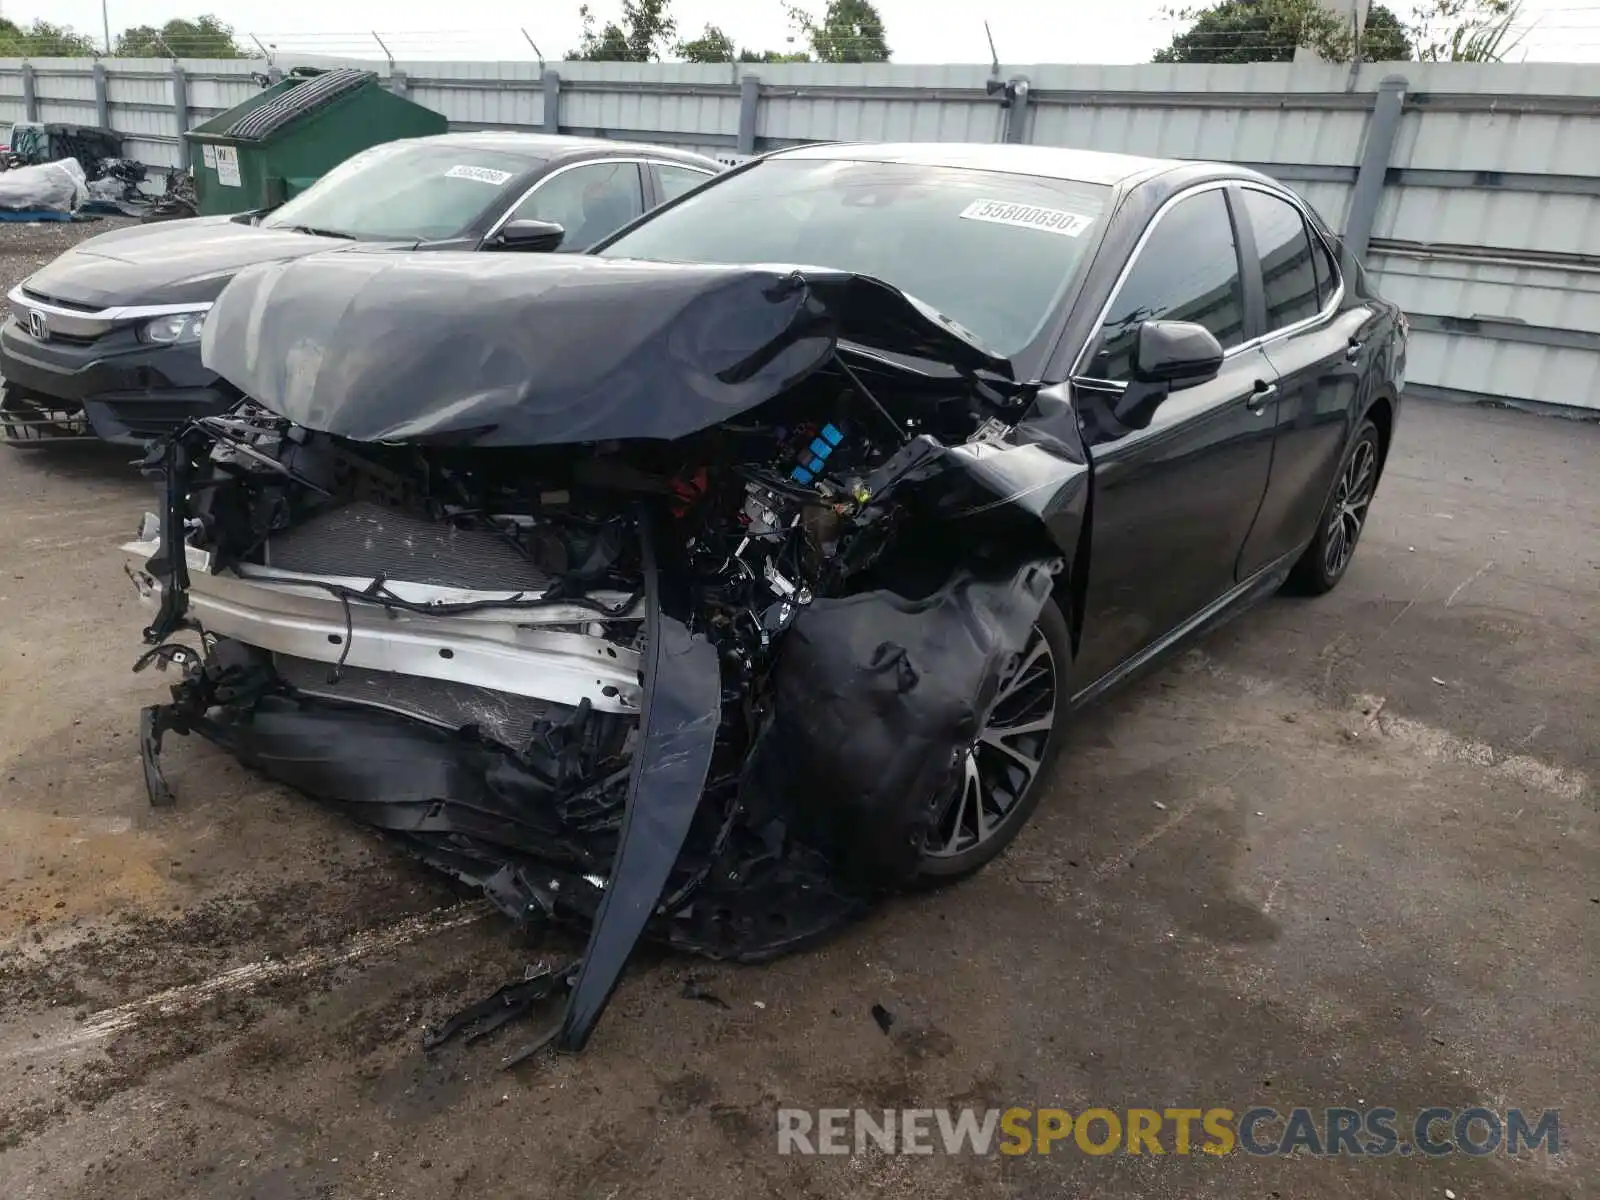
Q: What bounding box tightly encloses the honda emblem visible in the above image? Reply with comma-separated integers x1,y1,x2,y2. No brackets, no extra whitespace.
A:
26,308,48,342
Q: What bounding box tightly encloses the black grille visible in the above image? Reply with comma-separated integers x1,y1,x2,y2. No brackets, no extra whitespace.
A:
265,501,549,591
20,287,99,313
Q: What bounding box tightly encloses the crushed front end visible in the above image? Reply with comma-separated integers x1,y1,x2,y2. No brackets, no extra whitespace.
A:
123,253,1089,1053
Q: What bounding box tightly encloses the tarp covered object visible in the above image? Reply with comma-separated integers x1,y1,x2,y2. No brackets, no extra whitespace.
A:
0,157,87,214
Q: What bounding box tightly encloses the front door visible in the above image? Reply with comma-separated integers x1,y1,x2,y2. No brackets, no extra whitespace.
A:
1069,185,1279,692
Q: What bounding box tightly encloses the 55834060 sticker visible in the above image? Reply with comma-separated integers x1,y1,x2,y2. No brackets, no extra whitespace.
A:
959,199,1095,237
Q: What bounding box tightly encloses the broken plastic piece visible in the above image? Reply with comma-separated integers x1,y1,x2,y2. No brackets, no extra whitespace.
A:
139,705,176,808
424,959,576,1051
680,977,732,1010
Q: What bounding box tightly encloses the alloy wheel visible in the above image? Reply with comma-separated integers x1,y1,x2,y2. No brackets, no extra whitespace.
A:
1324,437,1377,579
926,626,1058,858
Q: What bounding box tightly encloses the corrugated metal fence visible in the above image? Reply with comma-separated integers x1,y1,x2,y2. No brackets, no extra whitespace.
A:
2,56,1597,415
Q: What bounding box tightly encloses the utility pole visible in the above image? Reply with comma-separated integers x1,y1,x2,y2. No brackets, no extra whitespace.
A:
1294,0,1371,61
102,0,112,55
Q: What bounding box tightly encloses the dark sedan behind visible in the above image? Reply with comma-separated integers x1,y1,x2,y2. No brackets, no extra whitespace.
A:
1,133,719,445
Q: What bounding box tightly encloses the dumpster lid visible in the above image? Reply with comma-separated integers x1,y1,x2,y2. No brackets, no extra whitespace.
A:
223,68,379,141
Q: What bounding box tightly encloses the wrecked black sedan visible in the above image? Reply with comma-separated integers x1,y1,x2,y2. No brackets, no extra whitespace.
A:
123,143,1405,1055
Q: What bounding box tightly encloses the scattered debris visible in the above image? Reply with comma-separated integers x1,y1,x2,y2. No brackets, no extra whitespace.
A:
1431,676,1447,687
681,978,732,1010
871,1003,895,1034
423,960,576,1063
1152,800,1167,810
752,1000,766,1009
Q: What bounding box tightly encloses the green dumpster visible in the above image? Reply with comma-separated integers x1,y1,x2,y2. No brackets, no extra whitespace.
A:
183,68,447,216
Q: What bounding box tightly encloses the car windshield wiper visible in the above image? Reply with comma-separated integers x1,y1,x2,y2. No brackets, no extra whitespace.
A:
282,225,357,240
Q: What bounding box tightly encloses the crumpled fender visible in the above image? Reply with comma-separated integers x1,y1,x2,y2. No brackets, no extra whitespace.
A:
556,506,721,1052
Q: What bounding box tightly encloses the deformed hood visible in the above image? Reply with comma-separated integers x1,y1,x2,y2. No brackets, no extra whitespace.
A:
200,252,1013,447
23,216,354,310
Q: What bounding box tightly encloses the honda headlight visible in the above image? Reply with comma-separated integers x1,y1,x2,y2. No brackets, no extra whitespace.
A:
138,310,208,345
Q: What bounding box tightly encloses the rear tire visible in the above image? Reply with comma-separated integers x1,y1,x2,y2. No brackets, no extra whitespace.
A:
914,595,1072,883
1285,418,1381,596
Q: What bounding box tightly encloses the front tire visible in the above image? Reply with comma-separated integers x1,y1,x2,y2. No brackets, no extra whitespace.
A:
915,595,1072,882
1285,417,1381,596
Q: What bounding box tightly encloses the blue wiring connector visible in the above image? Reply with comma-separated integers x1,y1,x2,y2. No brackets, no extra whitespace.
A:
790,423,845,484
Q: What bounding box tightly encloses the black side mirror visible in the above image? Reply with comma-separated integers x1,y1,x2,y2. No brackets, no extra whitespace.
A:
1131,320,1224,389
491,219,566,252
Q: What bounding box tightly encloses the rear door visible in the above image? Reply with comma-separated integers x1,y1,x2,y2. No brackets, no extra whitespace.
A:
1069,184,1280,691
1233,185,1373,575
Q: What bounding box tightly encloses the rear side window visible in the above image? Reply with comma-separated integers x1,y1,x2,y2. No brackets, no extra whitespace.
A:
1242,189,1320,332
1087,188,1245,381
1311,225,1340,308
655,163,714,202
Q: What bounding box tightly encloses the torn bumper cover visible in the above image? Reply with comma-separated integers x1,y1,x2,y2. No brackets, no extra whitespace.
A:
126,252,1087,1055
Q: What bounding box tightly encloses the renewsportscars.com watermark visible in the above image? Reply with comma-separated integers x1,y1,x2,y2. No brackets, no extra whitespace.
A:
777,1107,1562,1158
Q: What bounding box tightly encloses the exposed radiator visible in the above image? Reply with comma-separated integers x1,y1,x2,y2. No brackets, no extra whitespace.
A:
265,501,549,591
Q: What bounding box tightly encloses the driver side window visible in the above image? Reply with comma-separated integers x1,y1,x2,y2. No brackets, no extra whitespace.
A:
1087,189,1246,381
509,161,644,252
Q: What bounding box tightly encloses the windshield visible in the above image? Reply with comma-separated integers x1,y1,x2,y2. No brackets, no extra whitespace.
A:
598,158,1111,357
260,142,540,241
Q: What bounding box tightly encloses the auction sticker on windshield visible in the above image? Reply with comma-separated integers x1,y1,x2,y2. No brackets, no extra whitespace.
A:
446,164,515,186
959,199,1094,237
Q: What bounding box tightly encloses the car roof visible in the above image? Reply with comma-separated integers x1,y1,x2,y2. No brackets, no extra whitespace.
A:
770,141,1183,187
415,131,719,169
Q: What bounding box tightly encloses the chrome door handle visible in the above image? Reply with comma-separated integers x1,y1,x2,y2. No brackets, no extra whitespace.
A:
1246,382,1278,413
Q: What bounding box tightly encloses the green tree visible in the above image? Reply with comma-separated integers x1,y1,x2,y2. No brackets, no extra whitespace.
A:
675,24,809,63
570,0,677,62
1410,0,1525,61
786,0,891,63
1152,0,1530,63
1154,0,1415,62
1361,4,1415,58
0,18,99,56
676,24,736,62
114,15,248,58
738,48,812,62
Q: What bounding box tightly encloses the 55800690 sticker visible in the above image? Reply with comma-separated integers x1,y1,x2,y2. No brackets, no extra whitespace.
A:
959,199,1095,237
446,164,515,186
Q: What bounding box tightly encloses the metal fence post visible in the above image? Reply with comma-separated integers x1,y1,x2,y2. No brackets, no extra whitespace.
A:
542,69,561,134
171,62,191,170
987,75,1032,144
737,74,760,155
1343,73,1408,276
20,63,36,121
92,62,110,129
389,69,409,99
1005,76,1032,144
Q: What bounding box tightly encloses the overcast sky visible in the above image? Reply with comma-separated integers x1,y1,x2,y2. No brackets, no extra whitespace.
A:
17,0,1600,63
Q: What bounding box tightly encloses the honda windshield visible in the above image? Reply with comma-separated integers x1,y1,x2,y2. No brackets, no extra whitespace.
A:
260,142,540,242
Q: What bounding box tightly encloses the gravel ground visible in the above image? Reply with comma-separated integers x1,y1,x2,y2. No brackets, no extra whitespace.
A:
0,216,138,294
0,218,1595,1200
